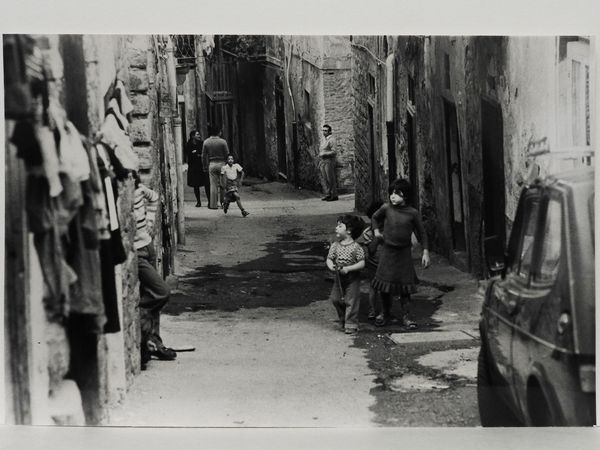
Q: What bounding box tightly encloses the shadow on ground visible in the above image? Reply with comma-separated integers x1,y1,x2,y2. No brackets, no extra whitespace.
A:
164,229,331,314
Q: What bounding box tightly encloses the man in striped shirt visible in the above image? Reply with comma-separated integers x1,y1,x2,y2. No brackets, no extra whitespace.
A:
133,172,176,369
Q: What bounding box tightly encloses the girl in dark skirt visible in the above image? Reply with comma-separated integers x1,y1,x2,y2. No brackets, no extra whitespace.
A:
371,179,430,328
186,130,209,207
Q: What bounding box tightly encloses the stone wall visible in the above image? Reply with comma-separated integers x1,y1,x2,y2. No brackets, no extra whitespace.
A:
382,36,587,276
285,43,325,191
262,65,282,178
281,36,351,192
351,35,388,210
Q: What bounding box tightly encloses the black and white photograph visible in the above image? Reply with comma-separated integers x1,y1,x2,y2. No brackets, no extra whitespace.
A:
1,1,598,446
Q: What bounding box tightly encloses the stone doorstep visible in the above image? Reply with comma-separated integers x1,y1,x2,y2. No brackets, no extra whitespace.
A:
389,330,478,345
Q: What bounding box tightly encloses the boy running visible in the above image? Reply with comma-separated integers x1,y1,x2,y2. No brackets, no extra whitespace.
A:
220,154,249,217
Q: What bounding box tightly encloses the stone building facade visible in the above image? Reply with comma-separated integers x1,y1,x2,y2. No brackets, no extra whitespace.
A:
4,34,182,425
351,35,593,276
282,36,355,192
187,35,356,193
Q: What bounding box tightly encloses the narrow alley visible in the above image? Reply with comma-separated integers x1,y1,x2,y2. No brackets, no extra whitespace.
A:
4,33,594,433
109,182,483,427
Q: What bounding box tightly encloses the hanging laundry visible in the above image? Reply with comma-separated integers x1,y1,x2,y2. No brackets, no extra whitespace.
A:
55,173,84,236
35,125,63,197
83,141,110,241
57,121,91,182
115,79,134,116
10,120,43,167
79,179,100,250
65,212,107,333
106,98,129,131
33,224,74,321
99,114,139,171
93,144,113,240
3,35,34,119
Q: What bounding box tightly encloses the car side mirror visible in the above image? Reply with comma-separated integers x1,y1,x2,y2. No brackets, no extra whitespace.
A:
488,256,506,278
484,235,506,278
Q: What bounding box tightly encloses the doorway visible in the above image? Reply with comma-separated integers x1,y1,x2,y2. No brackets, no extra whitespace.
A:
404,114,419,209
275,87,287,177
481,99,506,266
443,100,466,252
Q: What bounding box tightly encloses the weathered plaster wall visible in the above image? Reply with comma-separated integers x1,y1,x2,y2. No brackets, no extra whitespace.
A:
262,65,282,178
501,37,559,219
351,35,387,210
285,39,326,190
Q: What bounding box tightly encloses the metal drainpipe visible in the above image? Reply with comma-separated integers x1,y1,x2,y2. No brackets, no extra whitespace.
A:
386,54,395,183
166,37,185,246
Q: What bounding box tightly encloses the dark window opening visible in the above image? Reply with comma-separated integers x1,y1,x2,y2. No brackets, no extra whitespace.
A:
368,74,376,98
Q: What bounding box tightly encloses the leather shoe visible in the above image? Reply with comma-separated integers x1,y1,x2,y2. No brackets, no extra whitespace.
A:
321,196,330,201
326,196,339,201
146,339,177,361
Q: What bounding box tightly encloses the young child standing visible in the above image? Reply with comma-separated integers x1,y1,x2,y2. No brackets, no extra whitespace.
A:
371,179,430,328
326,215,366,335
220,154,249,217
356,201,384,321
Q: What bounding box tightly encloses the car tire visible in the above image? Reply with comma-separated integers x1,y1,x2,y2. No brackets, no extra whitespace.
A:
527,383,559,426
477,345,521,427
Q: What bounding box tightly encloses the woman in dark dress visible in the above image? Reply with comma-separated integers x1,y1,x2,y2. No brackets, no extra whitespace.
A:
371,179,431,328
186,130,209,207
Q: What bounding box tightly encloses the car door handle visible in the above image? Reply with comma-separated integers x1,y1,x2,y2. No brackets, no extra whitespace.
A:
506,298,519,315
497,290,519,315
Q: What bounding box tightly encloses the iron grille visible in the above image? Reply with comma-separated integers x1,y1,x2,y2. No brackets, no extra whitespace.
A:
170,35,196,63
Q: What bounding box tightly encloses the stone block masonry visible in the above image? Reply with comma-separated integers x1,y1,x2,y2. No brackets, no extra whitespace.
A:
323,69,354,193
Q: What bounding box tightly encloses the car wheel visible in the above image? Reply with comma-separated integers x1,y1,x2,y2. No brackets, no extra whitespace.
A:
527,383,559,426
477,345,521,427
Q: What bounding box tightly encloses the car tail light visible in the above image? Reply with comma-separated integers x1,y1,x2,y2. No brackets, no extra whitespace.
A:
579,365,595,393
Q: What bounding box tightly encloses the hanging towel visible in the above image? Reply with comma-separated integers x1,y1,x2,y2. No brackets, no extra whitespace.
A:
99,114,139,171
57,121,90,182
66,212,106,333
107,98,129,131
115,80,134,116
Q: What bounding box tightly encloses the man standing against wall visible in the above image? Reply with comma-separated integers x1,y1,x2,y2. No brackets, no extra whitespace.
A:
319,124,338,201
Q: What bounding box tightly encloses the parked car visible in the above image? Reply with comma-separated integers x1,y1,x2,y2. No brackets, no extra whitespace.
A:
478,166,595,426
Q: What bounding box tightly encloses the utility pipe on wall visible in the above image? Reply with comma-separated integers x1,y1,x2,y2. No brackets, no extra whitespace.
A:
386,54,394,122
385,53,397,184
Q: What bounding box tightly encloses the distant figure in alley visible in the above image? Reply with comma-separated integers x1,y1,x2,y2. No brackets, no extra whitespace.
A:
202,124,229,209
319,124,338,201
186,129,209,207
